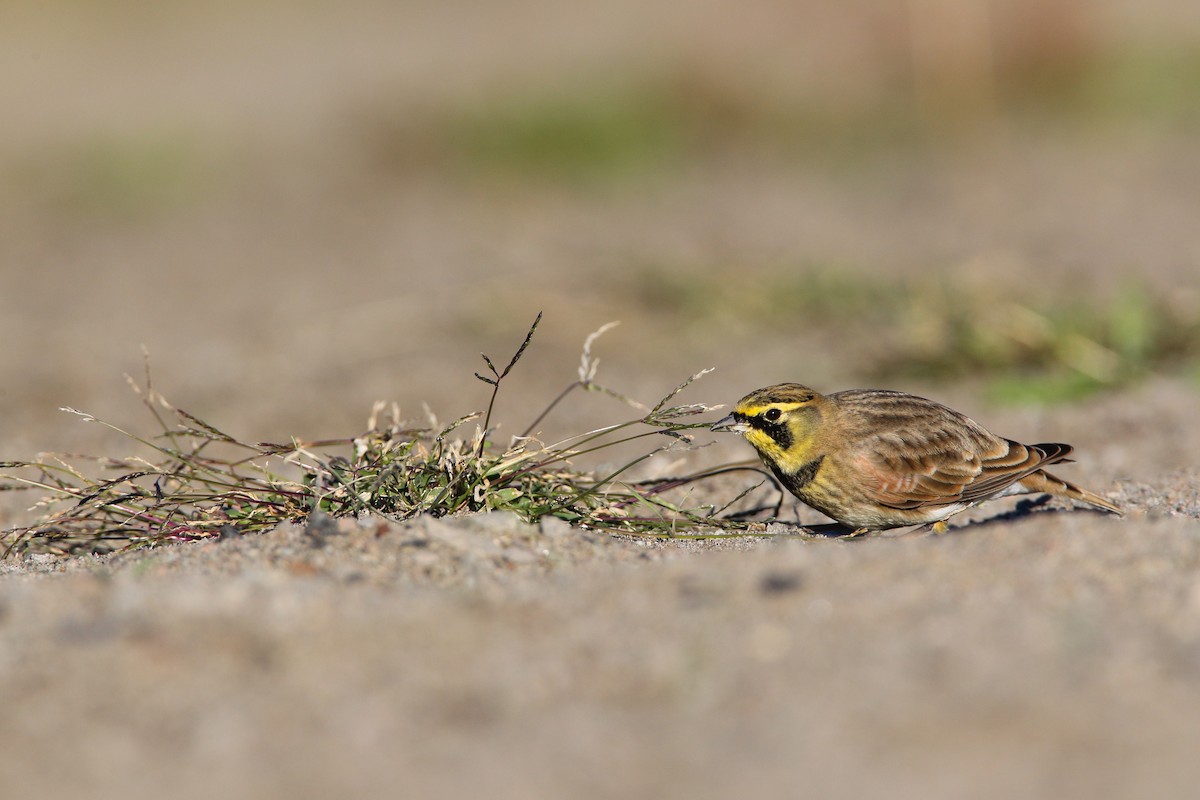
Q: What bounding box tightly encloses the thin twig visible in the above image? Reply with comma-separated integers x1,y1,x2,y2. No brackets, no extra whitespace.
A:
476,311,542,457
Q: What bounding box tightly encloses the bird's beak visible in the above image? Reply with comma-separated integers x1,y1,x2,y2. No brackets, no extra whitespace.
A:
711,414,749,434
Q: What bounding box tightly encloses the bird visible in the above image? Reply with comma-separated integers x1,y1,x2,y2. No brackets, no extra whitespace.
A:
711,383,1122,533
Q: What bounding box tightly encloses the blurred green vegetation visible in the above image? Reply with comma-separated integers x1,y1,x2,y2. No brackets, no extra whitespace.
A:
1055,47,1200,127
629,265,1200,404
891,279,1200,403
370,77,924,183
445,83,691,182
29,30,1199,200
359,39,1200,184
17,132,208,219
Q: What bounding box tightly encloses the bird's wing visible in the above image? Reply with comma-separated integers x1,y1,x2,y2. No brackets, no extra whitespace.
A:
854,430,1073,511
954,440,1073,504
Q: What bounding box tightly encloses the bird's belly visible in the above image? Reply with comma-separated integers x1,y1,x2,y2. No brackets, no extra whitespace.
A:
800,485,968,529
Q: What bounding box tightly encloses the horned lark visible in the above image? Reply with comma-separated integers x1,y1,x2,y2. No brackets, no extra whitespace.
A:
712,383,1122,532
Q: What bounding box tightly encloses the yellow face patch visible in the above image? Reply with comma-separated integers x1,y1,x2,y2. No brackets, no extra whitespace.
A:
743,426,788,461
732,401,822,469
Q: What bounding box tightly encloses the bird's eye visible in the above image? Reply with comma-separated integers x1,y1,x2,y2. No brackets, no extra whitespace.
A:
764,408,782,422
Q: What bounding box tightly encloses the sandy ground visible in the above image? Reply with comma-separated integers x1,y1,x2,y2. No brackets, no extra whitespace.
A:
2,2,1200,798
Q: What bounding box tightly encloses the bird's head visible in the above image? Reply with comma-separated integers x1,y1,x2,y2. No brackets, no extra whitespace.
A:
711,383,825,466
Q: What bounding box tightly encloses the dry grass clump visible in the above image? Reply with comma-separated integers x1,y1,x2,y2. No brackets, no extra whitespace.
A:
1,315,773,556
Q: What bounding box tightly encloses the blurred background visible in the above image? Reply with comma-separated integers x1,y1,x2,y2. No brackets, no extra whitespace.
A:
2,0,1199,470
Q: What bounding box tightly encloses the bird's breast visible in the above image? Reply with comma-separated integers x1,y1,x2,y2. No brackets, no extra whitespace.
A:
770,454,826,495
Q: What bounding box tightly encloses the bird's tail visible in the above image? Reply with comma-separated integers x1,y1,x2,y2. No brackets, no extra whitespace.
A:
1020,469,1123,516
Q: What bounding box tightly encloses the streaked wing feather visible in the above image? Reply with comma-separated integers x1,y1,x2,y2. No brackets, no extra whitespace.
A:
849,395,1075,513
856,448,984,509
838,389,1075,511
865,439,1076,509
956,441,1074,504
